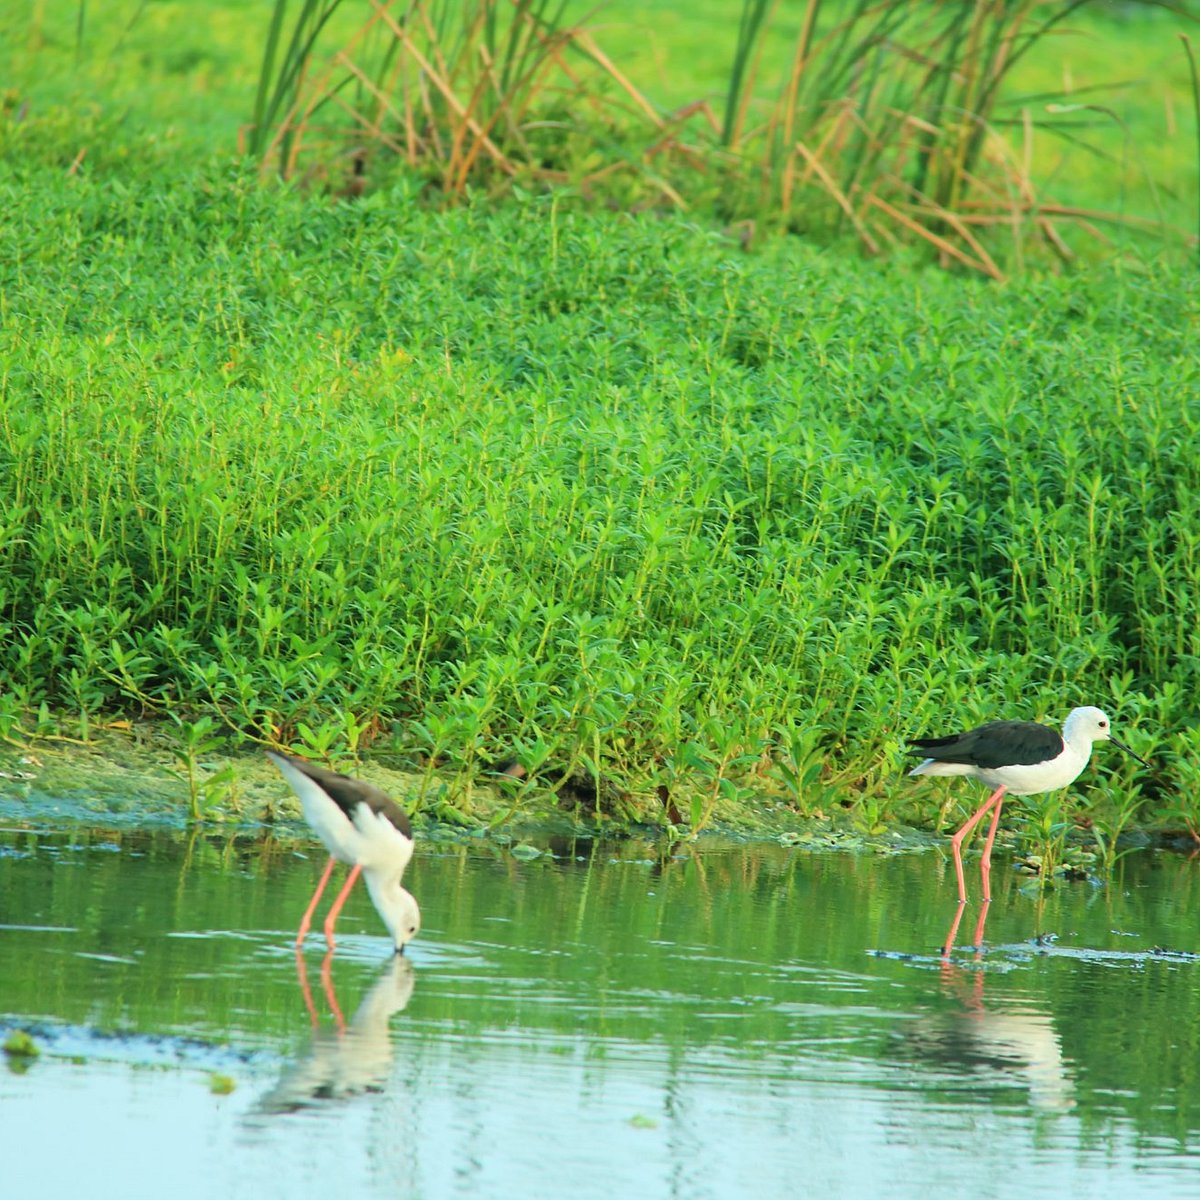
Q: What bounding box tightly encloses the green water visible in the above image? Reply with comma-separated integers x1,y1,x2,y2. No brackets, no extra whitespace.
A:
2,825,1200,1199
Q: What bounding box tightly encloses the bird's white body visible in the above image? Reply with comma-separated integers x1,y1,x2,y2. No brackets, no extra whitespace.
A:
908,706,1112,796
909,739,1090,796
272,752,415,874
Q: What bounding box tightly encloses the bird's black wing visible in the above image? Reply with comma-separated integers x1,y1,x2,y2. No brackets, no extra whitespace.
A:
272,752,413,838
906,720,1063,770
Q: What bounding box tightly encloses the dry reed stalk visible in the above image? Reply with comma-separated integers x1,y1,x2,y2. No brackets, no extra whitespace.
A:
789,135,880,254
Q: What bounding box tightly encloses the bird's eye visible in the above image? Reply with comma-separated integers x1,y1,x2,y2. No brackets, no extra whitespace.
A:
1099,720,1108,728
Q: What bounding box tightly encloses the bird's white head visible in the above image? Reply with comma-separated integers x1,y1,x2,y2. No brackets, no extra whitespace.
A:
1063,706,1148,767
1063,706,1114,746
364,872,422,953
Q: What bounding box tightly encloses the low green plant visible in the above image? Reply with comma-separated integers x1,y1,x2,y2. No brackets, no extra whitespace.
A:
1148,725,1200,844
0,160,1196,833
168,716,237,821
1012,792,1074,881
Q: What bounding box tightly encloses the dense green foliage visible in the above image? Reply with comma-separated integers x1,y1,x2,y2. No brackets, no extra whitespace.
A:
1,164,1196,829
0,2,1197,833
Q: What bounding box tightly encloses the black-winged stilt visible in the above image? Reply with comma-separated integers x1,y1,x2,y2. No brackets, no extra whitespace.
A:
906,706,1147,904
267,751,420,953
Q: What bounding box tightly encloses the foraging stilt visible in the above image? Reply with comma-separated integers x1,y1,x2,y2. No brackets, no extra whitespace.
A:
267,750,421,954
906,706,1147,904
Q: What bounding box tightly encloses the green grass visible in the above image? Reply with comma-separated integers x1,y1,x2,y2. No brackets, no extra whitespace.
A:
0,166,1197,834
3,3,1197,245
1,2,1198,839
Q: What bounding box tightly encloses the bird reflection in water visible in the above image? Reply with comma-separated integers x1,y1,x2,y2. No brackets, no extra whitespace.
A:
256,952,416,1114
908,904,1075,1114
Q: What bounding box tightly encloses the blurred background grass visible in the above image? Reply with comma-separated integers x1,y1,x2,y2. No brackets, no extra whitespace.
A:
3,1,1196,233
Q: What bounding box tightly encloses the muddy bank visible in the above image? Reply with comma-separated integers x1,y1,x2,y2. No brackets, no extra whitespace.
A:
0,725,936,850
0,726,1189,858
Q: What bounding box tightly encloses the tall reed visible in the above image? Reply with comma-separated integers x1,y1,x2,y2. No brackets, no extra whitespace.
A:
246,0,1189,272
248,0,664,197
713,0,1132,275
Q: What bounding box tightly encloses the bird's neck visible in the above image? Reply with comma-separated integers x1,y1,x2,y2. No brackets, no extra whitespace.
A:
361,868,410,945
1062,733,1094,764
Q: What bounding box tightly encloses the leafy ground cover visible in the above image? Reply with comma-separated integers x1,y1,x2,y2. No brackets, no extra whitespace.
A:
2,167,1197,840
0,3,1198,848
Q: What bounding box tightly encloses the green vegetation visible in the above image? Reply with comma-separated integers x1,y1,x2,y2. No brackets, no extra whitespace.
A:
0,2,1197,843
2,170,1196,835
246,0,1199,275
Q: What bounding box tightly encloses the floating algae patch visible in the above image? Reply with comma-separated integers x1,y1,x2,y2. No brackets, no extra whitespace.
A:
3,1028,40,1062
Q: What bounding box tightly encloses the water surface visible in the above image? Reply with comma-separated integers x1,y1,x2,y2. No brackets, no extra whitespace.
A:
2,826,1200,1199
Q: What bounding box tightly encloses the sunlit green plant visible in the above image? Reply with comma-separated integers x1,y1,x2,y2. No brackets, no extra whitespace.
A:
169,716,237,821
1012,792,1073,882
0,163,1197,836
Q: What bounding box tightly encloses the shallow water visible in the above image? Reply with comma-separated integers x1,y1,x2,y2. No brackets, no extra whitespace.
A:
3,825,1200,1199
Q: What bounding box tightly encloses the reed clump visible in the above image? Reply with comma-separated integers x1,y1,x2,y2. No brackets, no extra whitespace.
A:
244,0,1197,275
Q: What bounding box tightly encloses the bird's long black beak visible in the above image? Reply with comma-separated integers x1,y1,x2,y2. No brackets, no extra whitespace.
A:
1111,736,1149,768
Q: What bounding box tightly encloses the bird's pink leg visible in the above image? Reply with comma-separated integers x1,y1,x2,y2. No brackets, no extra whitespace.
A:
294,946,320,1027
296,856,338,948
941,896,995,958
941,903,967,958
978,794,1006,902
949,786,1007,904
322,863,363,948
